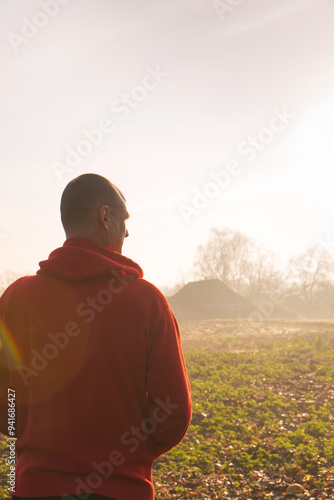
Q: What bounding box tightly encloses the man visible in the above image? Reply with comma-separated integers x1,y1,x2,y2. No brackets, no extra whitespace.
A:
0,173,192,500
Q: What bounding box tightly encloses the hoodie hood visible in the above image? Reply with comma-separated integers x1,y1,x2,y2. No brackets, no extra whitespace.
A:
37,237,143,281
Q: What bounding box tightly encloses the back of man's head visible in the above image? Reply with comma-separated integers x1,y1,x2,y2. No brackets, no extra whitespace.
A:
60,173,124,233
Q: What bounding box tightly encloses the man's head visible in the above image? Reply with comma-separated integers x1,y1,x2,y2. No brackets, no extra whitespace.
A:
60,173,129,253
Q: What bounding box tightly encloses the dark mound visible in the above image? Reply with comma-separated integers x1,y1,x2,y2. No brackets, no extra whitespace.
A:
167,279,255,322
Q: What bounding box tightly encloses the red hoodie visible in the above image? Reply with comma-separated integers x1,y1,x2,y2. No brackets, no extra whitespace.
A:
0,237,192,499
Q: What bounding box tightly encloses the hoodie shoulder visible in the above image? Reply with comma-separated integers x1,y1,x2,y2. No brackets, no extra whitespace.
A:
0,276,37,310
127,278,171,311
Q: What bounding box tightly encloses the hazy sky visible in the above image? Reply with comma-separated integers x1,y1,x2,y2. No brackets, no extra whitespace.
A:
1,0,334,288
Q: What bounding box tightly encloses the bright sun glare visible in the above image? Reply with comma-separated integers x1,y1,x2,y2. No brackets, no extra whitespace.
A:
290,96,334,200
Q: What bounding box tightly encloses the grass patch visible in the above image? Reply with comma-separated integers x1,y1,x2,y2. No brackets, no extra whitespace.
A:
1,321,334,499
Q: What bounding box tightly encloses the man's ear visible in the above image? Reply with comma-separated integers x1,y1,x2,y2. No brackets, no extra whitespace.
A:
98,205,110,230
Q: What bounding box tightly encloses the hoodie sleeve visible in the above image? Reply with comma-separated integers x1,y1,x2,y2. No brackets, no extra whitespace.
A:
145,303,192,458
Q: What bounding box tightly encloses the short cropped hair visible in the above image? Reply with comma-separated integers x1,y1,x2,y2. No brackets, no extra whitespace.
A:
60,173,124,232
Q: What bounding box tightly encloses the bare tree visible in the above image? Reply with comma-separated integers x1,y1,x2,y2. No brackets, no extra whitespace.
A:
242,245,283,301
193,228,282,301
287,246,334,317
193,228,248,284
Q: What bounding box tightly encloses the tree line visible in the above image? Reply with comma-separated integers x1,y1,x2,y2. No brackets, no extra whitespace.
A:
176,228,334,319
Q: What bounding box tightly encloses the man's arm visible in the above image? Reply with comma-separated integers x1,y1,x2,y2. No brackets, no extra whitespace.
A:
145,304,192,458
